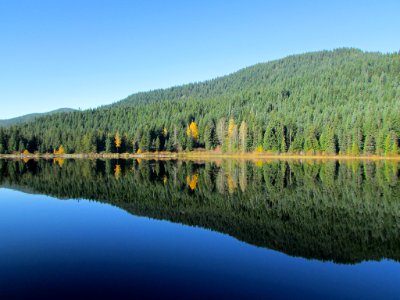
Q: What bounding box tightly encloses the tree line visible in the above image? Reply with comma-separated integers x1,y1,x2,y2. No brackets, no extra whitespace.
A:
0,48,399,156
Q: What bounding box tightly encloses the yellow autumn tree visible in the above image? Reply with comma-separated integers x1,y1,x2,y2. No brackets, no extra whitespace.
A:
23,149,30,155
226,118,238,152
54,145,65,155
115,133,121,152
227,118,236,137
186,121,199,141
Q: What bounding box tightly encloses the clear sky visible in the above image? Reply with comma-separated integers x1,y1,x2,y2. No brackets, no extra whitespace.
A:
0,0,399,119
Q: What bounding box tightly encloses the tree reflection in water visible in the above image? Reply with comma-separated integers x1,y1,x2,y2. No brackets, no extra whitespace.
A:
0,158,399,264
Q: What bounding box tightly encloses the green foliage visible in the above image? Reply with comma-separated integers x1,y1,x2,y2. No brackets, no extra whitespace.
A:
204,121,216,150
155,137,161,152
238,121,249,152
304,128,320,154
105,134,114,153
320,128,337,154
351,142,360,156
263,124,279,152
139,129,151,152
289,133,304,153
364,135,376,155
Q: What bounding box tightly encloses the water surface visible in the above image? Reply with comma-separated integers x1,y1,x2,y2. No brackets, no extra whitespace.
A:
0,159,399,299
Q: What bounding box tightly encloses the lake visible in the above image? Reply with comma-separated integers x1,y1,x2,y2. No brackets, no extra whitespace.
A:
0,158,399,299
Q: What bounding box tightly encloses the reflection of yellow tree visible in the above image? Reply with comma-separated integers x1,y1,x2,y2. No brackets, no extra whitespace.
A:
254,160,264,168
114,164,121,179
54,158,65,168
186,174,199,190
224,160,238,193
227,174,236,194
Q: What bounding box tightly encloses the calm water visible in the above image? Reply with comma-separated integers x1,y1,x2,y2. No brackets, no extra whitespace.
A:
0,159,399,299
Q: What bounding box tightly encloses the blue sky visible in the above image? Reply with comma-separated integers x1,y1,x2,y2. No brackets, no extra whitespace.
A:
0,0,399,119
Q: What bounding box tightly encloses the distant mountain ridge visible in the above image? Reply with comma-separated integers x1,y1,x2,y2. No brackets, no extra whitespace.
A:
0,108,76,127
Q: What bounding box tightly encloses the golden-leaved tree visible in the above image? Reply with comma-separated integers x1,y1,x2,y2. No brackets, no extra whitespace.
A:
115,133,121,152
54,145,65,155
187,121,199,141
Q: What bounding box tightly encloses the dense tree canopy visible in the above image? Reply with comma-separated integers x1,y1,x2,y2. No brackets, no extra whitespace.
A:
0,48,399,156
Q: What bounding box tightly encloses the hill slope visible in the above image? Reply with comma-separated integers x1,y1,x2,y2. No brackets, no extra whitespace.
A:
0,108,76,127
0,48,399,155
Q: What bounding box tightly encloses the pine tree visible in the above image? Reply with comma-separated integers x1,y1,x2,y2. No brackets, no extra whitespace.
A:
0,130,6,154
105,134,114,153
155,137,161,152
280,135,287,153
263,124,279,152
186,136,194,151
216,118,226,147
289,134,304,153
351,142,360,156
81,132,96,153
363,135,376,155
304,128,320,154
375,131,385,155
172,126,179,151
7,134,17,153
384,131,399,156
252,126,264,151
204,121,215,150
139,129,151,152
132,140,137,153
239,121,248,152
320,128,336,154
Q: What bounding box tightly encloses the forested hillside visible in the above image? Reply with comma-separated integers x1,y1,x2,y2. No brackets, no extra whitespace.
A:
0,48,399,156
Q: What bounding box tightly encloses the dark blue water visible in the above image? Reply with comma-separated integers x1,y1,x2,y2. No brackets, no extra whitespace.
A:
0,187,399,300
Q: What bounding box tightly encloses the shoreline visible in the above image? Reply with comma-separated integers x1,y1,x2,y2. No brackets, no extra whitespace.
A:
0,151,399,161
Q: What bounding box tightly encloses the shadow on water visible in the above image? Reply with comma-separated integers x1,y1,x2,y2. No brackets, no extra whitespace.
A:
0,158,399,264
